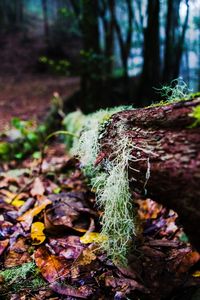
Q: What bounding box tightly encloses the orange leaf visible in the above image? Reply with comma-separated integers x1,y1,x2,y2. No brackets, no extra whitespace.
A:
177,251,200,273
0,239,9,256
34,246,69,283
18,197,51,230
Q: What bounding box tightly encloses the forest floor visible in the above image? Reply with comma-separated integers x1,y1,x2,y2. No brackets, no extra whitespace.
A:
0,141,200,300
0,75,80,131
0,31,80,131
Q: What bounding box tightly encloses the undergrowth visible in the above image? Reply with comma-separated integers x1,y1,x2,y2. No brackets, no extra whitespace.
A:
0,93,63,161
0,262,45,295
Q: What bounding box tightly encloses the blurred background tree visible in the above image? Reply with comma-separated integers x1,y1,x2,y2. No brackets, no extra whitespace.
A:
0,0,199,109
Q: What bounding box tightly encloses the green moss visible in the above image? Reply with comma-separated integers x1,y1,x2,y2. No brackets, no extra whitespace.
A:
188,91,200,100
147,90,200,109
0,262,46,294
189,105,200,128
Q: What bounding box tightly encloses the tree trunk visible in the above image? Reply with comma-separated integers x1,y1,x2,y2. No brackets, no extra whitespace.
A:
41,0,49,45
101,0,115,77
80,0,103,112
97,97,200,251
173,0,189,79
163,0,181,83
138,0,160,105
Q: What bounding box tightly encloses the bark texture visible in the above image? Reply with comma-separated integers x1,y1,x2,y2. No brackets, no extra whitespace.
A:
98,98,200,251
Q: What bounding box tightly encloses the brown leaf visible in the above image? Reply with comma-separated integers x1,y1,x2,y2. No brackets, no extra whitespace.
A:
0,239,9,256
34,246,69,283
50,282,93,299
4,237,31,268
30,177,45,197
49,236,84,260
44,192,92,234
74,246,97,267
105,276,149,294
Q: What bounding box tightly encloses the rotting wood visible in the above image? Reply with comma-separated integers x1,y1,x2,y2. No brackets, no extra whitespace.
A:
97,98,200,251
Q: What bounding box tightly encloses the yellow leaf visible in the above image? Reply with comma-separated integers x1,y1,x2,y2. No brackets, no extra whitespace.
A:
1,190,25,207
11,198,25,208
17,197,51,230
73,227,87,233
192,270,200,277
80,232,108,244
31,222,46,245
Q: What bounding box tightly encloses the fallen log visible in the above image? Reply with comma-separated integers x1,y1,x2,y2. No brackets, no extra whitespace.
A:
97,97,200,251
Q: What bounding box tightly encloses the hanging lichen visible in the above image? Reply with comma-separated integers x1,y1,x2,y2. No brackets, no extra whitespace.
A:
63,106,139,264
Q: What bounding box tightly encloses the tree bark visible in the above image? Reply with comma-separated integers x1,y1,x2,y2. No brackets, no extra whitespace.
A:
97,97,200,251
138,0,160,105
41,0,49,45
163,0,181,83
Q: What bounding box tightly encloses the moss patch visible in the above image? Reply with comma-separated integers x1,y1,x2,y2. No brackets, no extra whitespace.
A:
0,262,46,295
189,105,200,128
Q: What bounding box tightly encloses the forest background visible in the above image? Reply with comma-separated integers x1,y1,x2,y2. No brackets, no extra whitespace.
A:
0,0,199,115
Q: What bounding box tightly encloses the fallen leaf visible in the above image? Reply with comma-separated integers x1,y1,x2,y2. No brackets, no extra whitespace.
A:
193,270,200,277
34,246,69,283
75,247,97,267
30,177,45,197
18,197,51,230
80,232,108,244
1,189,26,207
176,251,200,273
49,236,83,260
44,192,92,234
4,238,31,268
0,239,9,256
31,222,46,245
1,168,30,178
50,282,93,299
105,276,149,294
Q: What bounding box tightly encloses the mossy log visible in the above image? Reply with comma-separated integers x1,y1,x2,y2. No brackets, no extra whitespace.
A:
97,98,200,251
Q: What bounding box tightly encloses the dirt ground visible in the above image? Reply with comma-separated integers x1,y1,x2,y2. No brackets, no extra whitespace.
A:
0,75,80,131
0,31,80,131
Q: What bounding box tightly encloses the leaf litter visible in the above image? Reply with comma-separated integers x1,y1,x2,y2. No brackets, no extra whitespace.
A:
0,142,199,300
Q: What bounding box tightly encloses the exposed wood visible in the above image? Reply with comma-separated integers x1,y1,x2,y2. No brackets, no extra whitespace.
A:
98,98,200,251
